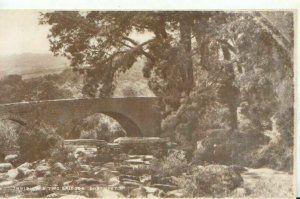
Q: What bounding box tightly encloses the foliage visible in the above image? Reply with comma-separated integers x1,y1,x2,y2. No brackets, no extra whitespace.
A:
0,70,80,103
149,150,189,177
192,129,270,167
70,113,126,141
18,122,63,162
0,120,19,152
236,169,294,198
183,165,243,197
40,11,213,98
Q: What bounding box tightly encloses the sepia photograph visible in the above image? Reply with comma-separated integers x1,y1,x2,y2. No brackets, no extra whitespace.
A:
0,9,295,198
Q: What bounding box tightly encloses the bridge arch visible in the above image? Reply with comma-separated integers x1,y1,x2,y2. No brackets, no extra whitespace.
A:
101,111,142,137
64,112,143,139
0,97,162,138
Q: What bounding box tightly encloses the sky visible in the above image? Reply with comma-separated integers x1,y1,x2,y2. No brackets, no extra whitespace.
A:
0,10,154,56
0,10,51,56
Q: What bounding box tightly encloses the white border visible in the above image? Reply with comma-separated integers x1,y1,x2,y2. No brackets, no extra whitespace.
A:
0,0,299,197
0,0,299,10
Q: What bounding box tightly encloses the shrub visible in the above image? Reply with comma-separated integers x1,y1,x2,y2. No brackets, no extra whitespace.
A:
149,150,189,177
0,120,19,153
183,165,243,197
192,128,270,167
239,170,293,198
18,123,63,162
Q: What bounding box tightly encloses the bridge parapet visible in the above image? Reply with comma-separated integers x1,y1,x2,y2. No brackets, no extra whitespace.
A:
0,97,161,137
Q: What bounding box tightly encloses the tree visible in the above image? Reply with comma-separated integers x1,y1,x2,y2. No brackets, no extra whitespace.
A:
40,12,219,100
40,11,293,134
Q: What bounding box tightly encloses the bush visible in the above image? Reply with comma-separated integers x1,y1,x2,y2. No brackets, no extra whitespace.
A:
18,123,63,162
183,165,243,197
149,150,189,177
192,128,270,167
0,120,19,153
74,114,126,142
240,172,293,198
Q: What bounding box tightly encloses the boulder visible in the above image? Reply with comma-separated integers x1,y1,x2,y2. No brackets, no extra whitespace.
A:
114,137,167,144
231,187,247,197
45,171,52,177
151,175,176,185
192,164,243,197
129,187,148,198
76,178,101,185
16,180,38,188
0,180,15,187
4,154,18,163
53,162,67,172
29,185,42,192
80,164,91,171
108,176,120,186
166,189,185,198
119,174,140,182
64,139,107,146
140,175,152,184
128,155,154,160
96,188,124,198
144,186,160,194
5,168,19,180
46,193,59,198
0,163,13,173
17,167,35,178
122,180,140,188
17,162,32,169
229,165,248,173
35,165,50,177
125,158,149,165
151,184,178,192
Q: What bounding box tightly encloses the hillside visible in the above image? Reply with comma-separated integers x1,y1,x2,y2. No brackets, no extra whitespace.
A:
0,53,69,79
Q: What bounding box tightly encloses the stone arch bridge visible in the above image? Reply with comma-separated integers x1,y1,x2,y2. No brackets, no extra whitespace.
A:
0,97,161,137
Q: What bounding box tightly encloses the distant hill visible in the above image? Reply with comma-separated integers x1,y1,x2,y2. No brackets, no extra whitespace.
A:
0,53,69,79
0,53,154,97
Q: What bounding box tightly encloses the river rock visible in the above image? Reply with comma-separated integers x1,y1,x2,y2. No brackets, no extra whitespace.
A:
0,180,15,187
129,187,148,198
36,165,50,177
231,187,247,197
5,168,19,180
30,185,42,192
122,180,140,188
229,165,248,173
18,167,35,178
114,137,167,144
76,178,101,185
80,164,91,171
144,186,160,194
151,184,178,192
46,193,59,198
140,174,151,184
125,158,149,165
4,154,18,163
108,176,120,186
96,188,124,198
16,180,38,188
119,174,139,182
17,162,32,169
53,162,67,173
0,163,13,173
166,189,185,198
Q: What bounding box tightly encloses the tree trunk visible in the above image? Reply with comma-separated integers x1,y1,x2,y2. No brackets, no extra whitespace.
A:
222,47,239,130
179,16,194,92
